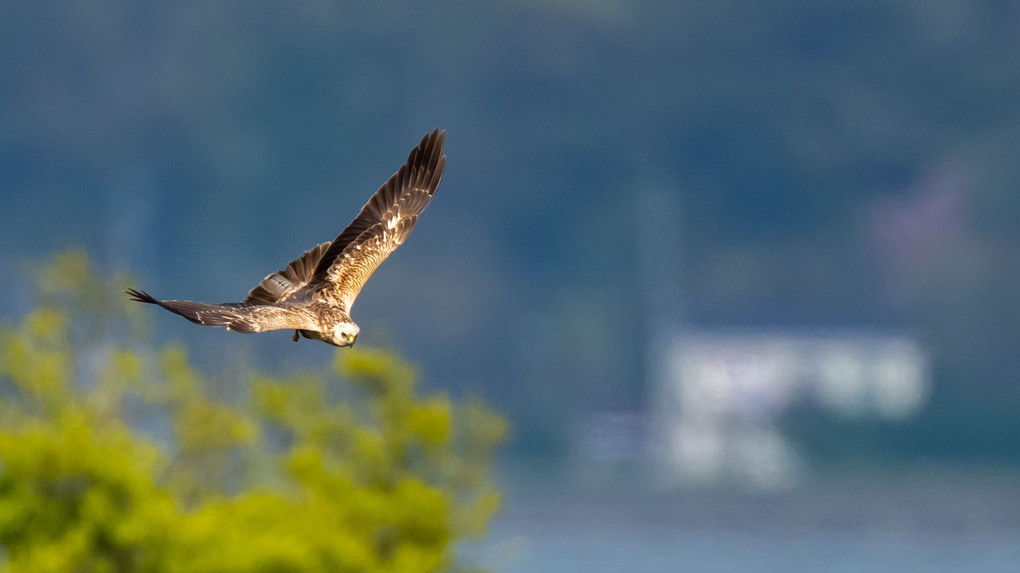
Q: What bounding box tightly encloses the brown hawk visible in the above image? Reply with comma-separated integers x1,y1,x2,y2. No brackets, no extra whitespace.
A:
127,129,446,347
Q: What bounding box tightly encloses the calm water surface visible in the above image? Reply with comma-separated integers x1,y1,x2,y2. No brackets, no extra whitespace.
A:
471,466,1020,572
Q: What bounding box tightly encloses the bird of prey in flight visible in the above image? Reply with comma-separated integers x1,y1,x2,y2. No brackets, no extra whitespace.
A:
127,129,446,347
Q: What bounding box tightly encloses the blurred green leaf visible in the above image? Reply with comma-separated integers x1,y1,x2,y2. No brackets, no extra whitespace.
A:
0,251,506,572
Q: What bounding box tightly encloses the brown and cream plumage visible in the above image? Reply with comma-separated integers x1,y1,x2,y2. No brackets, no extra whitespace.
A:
127,129,446,347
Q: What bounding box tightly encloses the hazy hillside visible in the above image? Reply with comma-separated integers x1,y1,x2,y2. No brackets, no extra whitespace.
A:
3,0,1019,459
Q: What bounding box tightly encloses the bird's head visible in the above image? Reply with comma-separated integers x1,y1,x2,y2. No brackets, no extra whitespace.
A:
325,321,360,347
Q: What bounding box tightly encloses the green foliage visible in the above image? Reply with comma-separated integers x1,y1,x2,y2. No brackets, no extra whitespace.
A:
0,251,506,573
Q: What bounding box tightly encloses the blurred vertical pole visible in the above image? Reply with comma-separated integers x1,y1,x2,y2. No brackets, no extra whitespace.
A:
633,173,686,484
60,164,157,390
104,164,156,275
634,173,684,338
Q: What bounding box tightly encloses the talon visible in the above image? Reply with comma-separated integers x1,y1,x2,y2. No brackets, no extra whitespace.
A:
293,330,299,342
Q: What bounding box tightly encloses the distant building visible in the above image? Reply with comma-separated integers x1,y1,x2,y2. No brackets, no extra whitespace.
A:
609,178,931,488
649,329,929,489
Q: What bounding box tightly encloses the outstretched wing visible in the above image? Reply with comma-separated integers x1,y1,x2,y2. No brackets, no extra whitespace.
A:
314,129,446,310
245,242,330,305
126,289,317,333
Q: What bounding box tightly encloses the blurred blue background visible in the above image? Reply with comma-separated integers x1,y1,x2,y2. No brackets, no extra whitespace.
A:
3,1,1020,571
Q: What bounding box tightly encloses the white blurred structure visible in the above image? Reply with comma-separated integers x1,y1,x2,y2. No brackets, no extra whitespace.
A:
649,329,929,490
623,179,930,489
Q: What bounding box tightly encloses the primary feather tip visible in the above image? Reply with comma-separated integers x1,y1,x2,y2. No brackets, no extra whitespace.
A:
125,288,159,304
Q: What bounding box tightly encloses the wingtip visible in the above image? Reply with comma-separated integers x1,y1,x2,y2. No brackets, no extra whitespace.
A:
420,128,446,156
125,288,159,304
416,129,446,190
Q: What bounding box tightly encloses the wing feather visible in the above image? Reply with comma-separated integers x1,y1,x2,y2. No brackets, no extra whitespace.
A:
324,207,422,311
126,289,317,333
311,129,446,285
245,242,330,304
